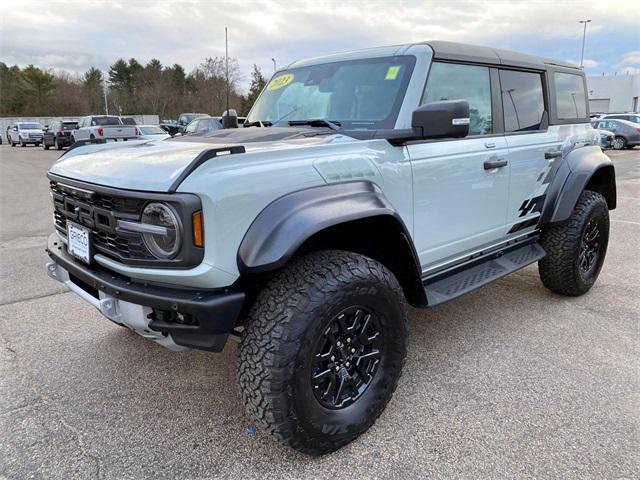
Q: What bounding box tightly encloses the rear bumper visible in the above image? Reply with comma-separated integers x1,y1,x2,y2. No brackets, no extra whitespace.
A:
45,233,245,352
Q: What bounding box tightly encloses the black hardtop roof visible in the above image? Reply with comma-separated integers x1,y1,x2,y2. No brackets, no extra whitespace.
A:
424,41,581,71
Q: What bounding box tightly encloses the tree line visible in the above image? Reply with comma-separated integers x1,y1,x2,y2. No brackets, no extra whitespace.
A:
0,57,267,119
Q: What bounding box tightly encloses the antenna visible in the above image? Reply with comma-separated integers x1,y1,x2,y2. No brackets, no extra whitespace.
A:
225,27,230,125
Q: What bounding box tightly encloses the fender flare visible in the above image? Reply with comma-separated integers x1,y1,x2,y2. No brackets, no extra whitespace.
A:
541,145,616,224
237,181,421,276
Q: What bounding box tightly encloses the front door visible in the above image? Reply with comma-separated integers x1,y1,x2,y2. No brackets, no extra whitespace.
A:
407,61,510,272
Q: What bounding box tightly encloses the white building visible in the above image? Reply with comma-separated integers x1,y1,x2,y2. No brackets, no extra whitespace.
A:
587,74,640,113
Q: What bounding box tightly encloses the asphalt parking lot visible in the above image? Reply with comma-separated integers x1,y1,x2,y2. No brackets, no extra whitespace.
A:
0,144,638,479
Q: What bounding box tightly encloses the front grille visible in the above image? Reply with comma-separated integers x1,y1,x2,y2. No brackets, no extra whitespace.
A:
50,181,155,262
29,134,43,139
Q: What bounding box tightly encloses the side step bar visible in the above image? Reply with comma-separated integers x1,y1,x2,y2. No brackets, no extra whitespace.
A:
423,242,546,307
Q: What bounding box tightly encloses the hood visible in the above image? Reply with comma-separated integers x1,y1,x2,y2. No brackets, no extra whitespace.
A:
48,127,352,192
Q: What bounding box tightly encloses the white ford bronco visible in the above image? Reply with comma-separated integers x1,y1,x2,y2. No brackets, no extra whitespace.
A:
45,41,616,454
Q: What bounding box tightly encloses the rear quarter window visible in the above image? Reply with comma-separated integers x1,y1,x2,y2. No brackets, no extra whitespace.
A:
554,72,587,120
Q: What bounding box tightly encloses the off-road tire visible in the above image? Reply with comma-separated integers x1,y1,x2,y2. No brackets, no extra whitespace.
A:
538,190,609,296
238,250,408,455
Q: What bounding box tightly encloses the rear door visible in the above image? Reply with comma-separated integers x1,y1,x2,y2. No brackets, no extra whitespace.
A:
407,61,510,271
500,69,562,236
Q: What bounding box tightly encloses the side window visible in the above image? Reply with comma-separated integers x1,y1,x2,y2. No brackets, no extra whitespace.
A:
422,62,492,136
554,72,587,120
499,70,545,132
185,120,198,134
196,119,210,133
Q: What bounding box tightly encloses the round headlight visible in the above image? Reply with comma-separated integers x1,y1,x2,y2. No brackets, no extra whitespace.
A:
141,203,181,259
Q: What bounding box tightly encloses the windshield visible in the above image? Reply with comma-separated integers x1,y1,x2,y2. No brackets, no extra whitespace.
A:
19,123,41,129
247,56,416,130
139,126,166,135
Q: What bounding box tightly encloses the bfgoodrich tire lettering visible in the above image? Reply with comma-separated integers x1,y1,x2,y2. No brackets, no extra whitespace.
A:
538,190,609,296
237,250,408,455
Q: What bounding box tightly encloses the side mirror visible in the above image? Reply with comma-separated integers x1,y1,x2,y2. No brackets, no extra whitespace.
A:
412,100,470,139
43,125,49,130
386,100,470,145
222,109,239,129
75,125,80,129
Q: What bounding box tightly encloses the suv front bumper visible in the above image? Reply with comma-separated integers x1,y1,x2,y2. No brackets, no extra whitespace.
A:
45,234,245,352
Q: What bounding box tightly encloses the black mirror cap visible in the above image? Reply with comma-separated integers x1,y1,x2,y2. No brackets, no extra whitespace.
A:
222,109,239,129
412,100,470,139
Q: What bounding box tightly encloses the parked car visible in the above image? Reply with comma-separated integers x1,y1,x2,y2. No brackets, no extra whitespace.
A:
71,115,139,144
181,116,222,136
135,125,171,141
602,112,640,124
45,40,616,455
591,118,640,149
177,113,209,133
7,122,44,147
43,120,79,150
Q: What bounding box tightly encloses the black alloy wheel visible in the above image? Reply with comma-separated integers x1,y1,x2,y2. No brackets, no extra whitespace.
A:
311,306,382,409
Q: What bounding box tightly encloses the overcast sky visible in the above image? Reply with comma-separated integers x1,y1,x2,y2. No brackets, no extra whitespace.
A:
1,0,639,91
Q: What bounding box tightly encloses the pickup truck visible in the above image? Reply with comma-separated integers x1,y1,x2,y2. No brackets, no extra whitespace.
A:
45,40,616,455
70,115,138,144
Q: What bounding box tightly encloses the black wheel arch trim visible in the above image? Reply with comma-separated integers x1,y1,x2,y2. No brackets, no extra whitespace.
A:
237,181,425,302
541,145,616,225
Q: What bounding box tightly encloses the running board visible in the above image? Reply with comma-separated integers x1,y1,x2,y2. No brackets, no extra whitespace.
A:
423,242,546,307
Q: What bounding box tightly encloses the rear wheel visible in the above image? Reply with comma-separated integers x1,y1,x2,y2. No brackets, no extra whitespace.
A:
538,191,609,296
612,136,626,150
43,141,49,150
238,250,408,455
20,139,26,147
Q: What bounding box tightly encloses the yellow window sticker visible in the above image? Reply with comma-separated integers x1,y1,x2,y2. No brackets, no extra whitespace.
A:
385,66,401,80
267,74,294,90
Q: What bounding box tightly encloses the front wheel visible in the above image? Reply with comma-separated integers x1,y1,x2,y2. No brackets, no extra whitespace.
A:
238,250,408,455
612,136,626,150
538,191,609,296
20,139,26,147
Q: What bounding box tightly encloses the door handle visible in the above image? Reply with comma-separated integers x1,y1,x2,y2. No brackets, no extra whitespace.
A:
484,159,508,170
545,151,562,160
484,142,496,148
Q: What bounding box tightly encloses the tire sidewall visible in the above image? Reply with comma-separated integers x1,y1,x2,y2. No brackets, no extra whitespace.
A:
291,276,406,444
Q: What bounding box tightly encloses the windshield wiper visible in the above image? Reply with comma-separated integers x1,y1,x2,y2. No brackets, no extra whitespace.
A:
243,120,272,128
288,119,342,131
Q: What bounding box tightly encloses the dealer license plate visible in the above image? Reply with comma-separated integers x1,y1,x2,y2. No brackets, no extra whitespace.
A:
67,222,92,264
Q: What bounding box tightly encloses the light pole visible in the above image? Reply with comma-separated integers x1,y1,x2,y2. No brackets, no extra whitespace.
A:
102,71,109,115
579,19,591,69
271,58,277,73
